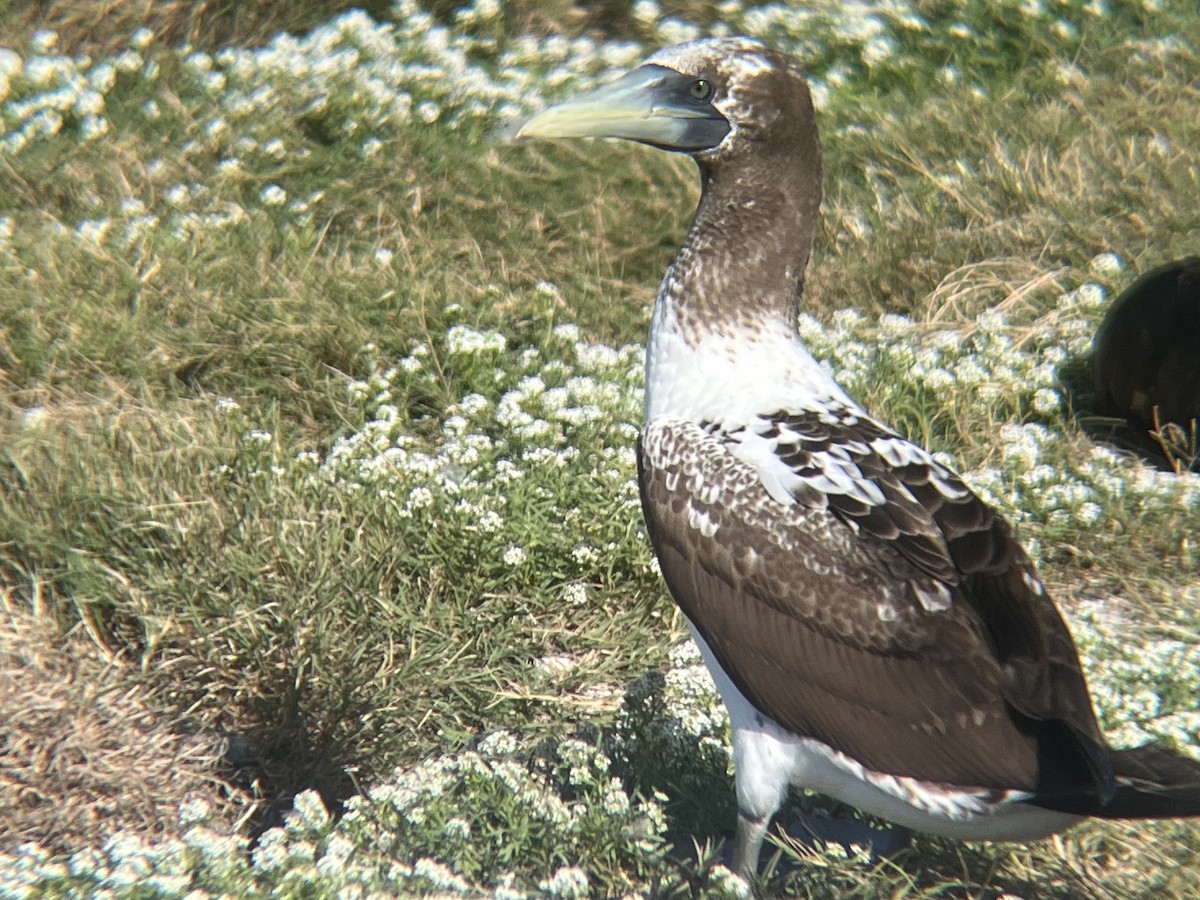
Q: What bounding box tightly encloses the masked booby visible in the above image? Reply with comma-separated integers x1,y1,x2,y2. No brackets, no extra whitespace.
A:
519,37,1200,880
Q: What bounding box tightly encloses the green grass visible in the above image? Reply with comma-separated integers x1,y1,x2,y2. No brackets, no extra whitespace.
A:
2,1,1200,897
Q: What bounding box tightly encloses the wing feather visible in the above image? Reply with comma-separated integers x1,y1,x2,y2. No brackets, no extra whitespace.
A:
639,415,1112,799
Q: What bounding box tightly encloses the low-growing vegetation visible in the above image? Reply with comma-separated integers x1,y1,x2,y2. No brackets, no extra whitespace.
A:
1,0,1198,896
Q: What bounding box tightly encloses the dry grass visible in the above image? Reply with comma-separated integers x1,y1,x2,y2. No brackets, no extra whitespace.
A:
0,0,394,57
1150,414,1200,475
811,52,1200,320
0,604,254,853
0,0,740,57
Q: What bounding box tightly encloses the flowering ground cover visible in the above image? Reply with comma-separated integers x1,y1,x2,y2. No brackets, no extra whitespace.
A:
1,1,1198,896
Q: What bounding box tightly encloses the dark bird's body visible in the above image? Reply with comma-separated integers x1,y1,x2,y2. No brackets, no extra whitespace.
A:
519,37,1200,880
1092,257,1200,432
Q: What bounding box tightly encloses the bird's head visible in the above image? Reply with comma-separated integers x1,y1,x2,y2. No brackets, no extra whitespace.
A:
517,37,817,167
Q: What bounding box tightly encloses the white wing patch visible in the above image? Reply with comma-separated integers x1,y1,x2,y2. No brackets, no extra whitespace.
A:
803,448,887,505
724,429,803,506
870,436,970,499
870,436,922,468
725,416,890,510
687,503,721,538
913,580,953,614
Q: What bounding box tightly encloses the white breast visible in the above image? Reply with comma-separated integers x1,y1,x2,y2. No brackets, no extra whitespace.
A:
644,301,858,427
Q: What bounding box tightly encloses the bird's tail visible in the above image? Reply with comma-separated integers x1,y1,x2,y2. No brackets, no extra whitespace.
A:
1094,743,1200,819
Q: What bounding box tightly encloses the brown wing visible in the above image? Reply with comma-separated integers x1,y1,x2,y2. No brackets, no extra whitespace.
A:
639,416,1113,802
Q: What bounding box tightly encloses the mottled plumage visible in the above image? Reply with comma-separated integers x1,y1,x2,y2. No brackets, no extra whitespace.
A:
640,415,1107,798
519,36,1200,882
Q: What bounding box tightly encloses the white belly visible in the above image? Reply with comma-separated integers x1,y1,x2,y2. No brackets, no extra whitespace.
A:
686,623,1083,841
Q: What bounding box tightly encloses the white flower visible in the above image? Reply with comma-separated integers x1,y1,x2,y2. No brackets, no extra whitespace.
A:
80,116,110,141
632,0,660,22
564,583,588,606
477,510,504,532
924,368,955,390
503,546,527,566
479,730,518,756
552,323,580,341
76,219,111,245
21,408,47,432
1032,388,1061,414
1077,283,1106,307
879,312,912,336
30,30,57,53
75,89,106,117
601,778,631,815
1090,252,1124,277
1075,502,1103,527
459,393,489,416
494,874,525,900
178,798,212,826
244,429,273,445
119,198,146,217
0,49,21,80
414,858,470,892
417,100,441,124
182,826,241,859
443,817,471,840
572,545,599,565
447,325,506,354
68,848,104,878
251,828,288,870
707,864,752,898
260,184,287,206
862,36,896,67
1052,19,1079,41
541,866,589,898
290,789,329,830
406,486,434,510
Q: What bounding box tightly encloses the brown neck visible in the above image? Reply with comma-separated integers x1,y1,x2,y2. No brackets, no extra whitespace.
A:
664,138,822,336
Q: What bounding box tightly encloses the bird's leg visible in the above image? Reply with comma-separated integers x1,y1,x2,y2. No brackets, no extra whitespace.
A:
732,808,771,881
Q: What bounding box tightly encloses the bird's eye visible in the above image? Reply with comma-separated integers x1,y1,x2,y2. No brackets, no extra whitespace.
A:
689,79,713,101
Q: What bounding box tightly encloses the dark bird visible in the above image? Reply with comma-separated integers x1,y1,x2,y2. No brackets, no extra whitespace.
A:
519,38,1200,881
1092,257,1200,434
